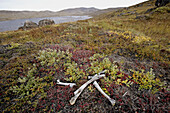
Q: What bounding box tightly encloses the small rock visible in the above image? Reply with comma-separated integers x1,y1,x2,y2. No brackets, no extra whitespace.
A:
155,0,170,7
136,4,143,7
38,19,55,27
19,21,38,30
145,8,157,14
18,26,24,30
135,15,151,20
0,60,6,68
120,13,126,16
24,21,38,30
25,41,35,48
8,53,20,62
0,44,11,54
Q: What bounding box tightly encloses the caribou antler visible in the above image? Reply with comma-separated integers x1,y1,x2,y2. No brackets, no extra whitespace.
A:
57,79,76,88
70,70,106,105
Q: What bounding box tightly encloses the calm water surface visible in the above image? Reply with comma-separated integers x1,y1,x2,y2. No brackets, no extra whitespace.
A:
0,16,91,32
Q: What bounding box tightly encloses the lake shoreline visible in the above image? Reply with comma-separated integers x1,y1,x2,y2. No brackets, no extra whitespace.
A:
0,15,92,22
0,16,91,32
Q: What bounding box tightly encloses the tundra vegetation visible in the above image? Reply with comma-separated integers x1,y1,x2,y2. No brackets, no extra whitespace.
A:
0,0,169,112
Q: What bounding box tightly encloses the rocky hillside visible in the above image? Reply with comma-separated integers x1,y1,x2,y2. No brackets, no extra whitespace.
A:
0,0,169,112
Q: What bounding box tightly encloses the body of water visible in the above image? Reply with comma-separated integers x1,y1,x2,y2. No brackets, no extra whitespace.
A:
0,16,91,32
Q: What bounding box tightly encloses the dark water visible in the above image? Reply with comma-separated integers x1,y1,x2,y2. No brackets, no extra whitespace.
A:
0,16,91,32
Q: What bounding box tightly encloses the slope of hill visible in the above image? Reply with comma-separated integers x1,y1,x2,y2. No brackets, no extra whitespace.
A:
57,7,100,15
89,7,124,16
0,0,169,112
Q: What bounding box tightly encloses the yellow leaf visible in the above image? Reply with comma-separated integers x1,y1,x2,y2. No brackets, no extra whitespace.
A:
51,82,53,86
102,88,107,91
116,79,121,84
5,97,10,101
112,76,116,80
159,75,163,77
122,80,128,84
156,78,160,82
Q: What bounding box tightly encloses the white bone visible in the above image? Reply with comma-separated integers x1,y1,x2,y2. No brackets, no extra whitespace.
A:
93,81,116,106
88,76,95,79
123,91,128,97
74,70,106,95
69,89,82,105
56,79,76,88
70,74,105,105
87,70,106,79
70,71,106,105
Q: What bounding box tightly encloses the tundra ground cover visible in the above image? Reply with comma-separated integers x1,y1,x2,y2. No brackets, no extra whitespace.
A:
0,0,169,112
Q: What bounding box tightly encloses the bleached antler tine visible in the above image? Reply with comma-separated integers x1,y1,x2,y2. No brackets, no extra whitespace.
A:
93,81,116,106
56,79,76,88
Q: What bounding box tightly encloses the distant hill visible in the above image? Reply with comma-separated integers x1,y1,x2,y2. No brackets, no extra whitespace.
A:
0,7,122,21
57,7,100,15
0,10,57,21
89,7,124,16
57,7,124,16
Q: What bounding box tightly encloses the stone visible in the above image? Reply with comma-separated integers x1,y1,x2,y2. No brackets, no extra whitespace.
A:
8,53,20,62
18,19,55,30
147,4,152,6
0,60,6,68
18,26,24,30
24,41,35,48
145,7,157,14
38,19,55,27
120,13,126,16
18,21,38,30
23,21,38,30
135,15,151,20
0,44,11,54
155,0,170,7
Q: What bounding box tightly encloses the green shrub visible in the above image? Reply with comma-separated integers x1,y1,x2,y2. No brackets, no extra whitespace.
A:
7,42,21,49
154,7,170,13
37,48,72,67
130,68,164,93
9,63,53,111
